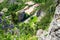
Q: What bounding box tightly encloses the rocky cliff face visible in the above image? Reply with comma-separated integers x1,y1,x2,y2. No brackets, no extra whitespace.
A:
48,4,60,40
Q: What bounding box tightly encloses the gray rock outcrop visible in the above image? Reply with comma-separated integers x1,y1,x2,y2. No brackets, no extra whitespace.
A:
48,4,60,40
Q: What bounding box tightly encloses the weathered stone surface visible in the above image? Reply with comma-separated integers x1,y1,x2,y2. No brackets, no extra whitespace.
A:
25,4,39,15
36,29,43,37
0,0,4,3
36,29,48,40
0,12,4,17
25,1,35,5
47,4,60,40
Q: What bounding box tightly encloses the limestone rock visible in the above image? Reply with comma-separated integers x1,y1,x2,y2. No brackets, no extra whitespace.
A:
0,12,4,17
0,0,4,3
36,29,48,40
25,4,39,15
25,1,35,5
47,4,60,40
36,29,43,37
23,6,29,10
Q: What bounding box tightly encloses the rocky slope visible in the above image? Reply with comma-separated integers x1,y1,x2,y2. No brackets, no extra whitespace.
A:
36,1,60,40
46,4,60,40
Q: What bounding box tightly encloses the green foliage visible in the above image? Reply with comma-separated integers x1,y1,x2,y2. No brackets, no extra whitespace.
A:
0,0,57,40
33,0,45,3
8,4,18,12
30,16,38,23
35,4,56,30
19,23,34,35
